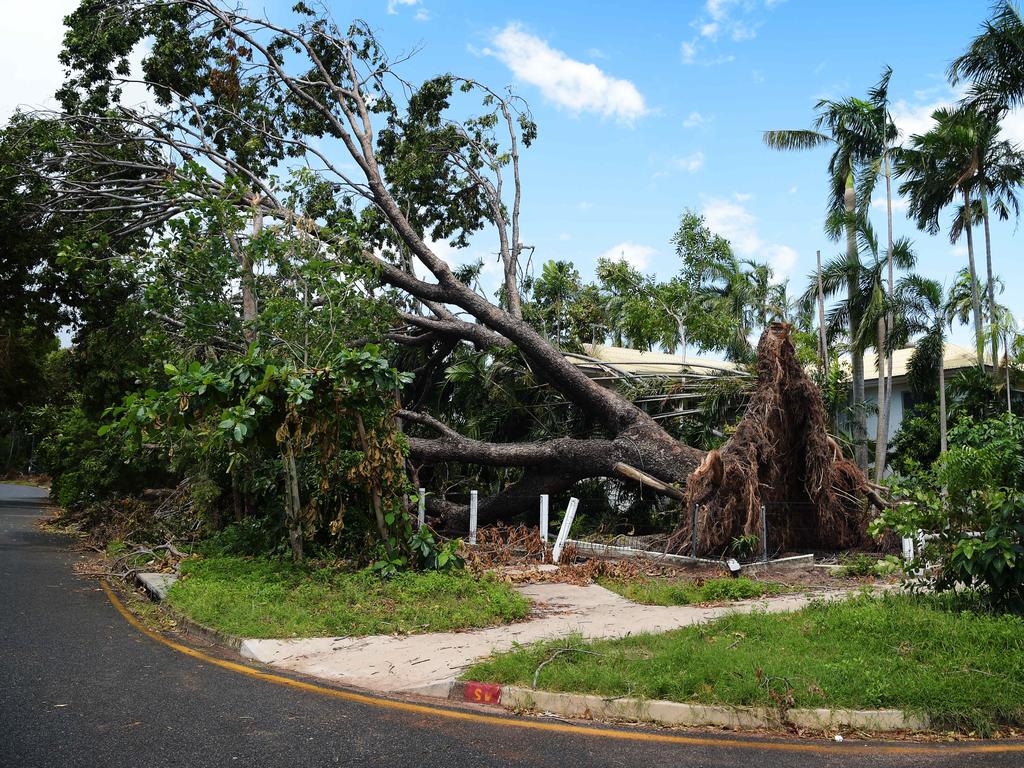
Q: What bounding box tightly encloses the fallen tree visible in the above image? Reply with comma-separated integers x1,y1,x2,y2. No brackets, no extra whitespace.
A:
41,0,883,555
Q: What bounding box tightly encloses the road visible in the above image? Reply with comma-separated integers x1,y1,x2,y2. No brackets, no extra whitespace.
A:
1,482,1020,768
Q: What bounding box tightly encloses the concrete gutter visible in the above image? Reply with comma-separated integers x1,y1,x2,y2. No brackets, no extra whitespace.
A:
441,680,930,733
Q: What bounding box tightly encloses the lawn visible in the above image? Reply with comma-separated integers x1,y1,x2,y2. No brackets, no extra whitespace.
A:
167,555,531,639
598,575,785,605
465,592,1024,734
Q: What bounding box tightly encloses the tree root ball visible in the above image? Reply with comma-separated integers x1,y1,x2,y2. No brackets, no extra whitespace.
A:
668,323,881,556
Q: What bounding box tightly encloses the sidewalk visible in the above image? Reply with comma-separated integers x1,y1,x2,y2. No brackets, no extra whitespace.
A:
239,581,860,695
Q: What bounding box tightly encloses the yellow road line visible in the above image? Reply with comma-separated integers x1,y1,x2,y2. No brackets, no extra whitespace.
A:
102,580,1023,757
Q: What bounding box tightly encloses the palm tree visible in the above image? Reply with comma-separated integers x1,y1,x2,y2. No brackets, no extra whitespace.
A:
822,223,916,479
897,106,991,365
949,1,1024,113
899,276,954,454
764,84,888,470
947,127,1023,366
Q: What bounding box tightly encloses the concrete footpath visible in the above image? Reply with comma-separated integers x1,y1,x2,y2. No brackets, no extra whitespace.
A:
239,581,858,696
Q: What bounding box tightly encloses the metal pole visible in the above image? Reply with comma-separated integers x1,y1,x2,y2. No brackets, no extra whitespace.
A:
539,494,549,542
760,504,768,563
691,503,699,559
417,488,426,530
469,490,478,545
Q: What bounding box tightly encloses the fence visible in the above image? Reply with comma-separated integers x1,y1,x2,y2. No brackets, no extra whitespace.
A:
420,487,887,565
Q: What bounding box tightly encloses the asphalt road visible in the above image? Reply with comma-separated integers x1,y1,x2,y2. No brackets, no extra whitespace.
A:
1,482,1021,768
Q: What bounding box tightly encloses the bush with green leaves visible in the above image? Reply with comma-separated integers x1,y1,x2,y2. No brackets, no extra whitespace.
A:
873,413,1024,610
102,345,434,566
35,403,167,511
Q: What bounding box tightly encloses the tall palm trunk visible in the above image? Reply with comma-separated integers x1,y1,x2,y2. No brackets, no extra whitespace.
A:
938,347,948,454
980,189,998,365
874,316,888,480
845,172,868,470
962,188,985,365
875,153,896,480
816,249,828,367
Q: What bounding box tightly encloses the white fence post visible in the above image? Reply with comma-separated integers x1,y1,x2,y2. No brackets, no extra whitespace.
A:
468,490,478,545
539,494,549,542
901,535,915,561
551,497,580,564
417,488,426,530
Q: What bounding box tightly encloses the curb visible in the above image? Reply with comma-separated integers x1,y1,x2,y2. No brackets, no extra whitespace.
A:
448,681,930,733
132,572,244,650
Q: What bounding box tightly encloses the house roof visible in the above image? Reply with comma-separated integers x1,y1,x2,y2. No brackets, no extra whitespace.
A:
860,342,990,384
568,344,739,379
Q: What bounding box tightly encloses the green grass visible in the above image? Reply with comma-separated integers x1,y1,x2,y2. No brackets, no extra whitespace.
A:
598,576,785,606
167,556,530,639
465,593,1024,734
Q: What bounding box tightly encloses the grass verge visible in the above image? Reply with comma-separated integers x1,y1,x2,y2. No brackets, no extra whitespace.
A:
465,592,1024,735
167,555,530,639
598,575,785,605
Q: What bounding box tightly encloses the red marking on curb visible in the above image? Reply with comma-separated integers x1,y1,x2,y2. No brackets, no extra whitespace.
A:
463,682,502,705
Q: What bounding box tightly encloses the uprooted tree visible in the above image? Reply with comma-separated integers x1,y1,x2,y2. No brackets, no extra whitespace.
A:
37,0,884,555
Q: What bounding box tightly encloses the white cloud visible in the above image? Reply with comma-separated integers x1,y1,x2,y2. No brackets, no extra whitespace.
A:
762,244,798,278
387,0,420,14
788,185,798,195
558,232,571,241
871,196,909,213
892,87,1024,148
701,197,797,280
599,241,657,271
674,151,705,173
1,2,153,119
891,96,952,144
576,201,594,210
488,24,648,122
414,8,431,21
681,0,776,65
733,191,753,202
682,111,711,128
0,0,77,120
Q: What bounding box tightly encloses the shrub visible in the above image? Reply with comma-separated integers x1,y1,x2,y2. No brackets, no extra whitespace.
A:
874,413,1024,611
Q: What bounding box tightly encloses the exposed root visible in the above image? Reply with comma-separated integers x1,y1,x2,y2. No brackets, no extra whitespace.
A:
668,323,884,556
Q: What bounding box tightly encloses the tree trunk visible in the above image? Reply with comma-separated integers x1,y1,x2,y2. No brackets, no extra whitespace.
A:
846,172,868,471
963,188,985,366
281,444,303,563
416,325,882,555
938,350,948,454
355,414,392,552
874,317,888,481
981,190,998,366
883,154,895,460
816,249,828,367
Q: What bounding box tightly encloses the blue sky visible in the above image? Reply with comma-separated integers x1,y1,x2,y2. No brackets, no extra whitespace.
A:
345,0,1021,350
4,0,1020,350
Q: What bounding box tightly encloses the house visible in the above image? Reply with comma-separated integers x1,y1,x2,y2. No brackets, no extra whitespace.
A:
570,342,1015,444
861,342,999,443
569,344,738,381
